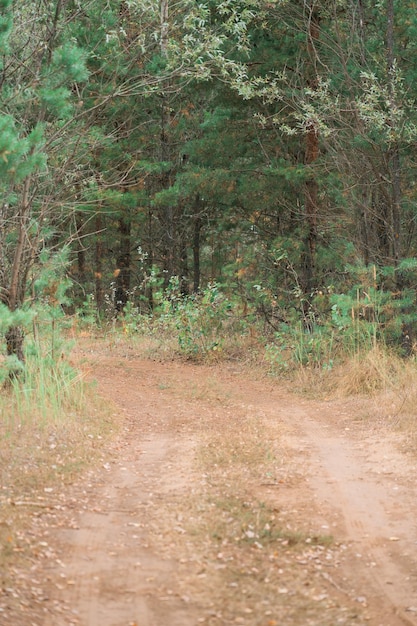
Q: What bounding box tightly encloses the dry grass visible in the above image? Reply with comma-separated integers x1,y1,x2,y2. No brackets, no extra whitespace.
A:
288,345,417,458
286,344,413,397
324,347,417,433
329,346,412,396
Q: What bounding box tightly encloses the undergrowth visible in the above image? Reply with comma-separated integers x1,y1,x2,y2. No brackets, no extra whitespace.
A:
89,280,416,374
88,280,260,364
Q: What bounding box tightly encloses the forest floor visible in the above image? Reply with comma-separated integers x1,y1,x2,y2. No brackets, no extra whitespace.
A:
1,338,417,626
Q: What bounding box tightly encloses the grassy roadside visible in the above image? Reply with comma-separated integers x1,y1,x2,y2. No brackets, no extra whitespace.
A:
0,341,120,593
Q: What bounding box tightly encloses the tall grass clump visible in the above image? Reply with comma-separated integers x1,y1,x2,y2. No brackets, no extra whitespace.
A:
0,292,85,427
1,335,85,428
329,345,407,396
0,288,115,482
326,346,417,448
264,316,379,376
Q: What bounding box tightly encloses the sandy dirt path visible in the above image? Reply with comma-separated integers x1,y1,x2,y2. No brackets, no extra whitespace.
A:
283,402,417,625
2,342,417,626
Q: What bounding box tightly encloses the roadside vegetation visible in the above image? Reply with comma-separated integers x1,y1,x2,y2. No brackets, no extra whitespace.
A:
0,314,117,585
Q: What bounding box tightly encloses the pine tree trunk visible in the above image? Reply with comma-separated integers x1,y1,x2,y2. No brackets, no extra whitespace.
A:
159,0,176,287
386,0,401,267
6,176,33,364
193,215,202,293
115,216,131,313
5,326,25,363
302,1,320,324
95,213,104,314
76,213,86,303
180,230,189,296
9,177,31,313
304,121,319,293
146,207,154,311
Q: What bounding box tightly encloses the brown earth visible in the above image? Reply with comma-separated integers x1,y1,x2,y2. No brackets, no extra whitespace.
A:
1,340,417,626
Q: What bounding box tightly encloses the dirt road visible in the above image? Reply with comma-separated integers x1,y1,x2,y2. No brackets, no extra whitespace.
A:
2,342,417,625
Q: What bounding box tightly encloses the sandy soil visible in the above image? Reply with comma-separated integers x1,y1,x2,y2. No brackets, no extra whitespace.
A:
1,340,417,626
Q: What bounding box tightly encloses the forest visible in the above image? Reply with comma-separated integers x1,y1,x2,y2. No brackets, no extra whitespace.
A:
3,5,417,623
1,0,417,374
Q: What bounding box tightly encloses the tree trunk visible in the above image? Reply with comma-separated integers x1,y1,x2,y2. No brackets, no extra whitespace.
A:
145,207,154,311
161,203,175,287
76,212,86,304
5,326,25,363
386,0,401,267
301,1,320,323
193,215,202,293
9,177,31,312
95,212,104,315
115,216,131,313
180,229,189,296
304,120,319,294
359,185,371,267
159,0,175,287
6,176,33,364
